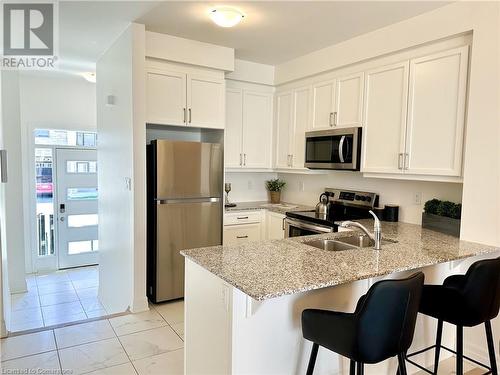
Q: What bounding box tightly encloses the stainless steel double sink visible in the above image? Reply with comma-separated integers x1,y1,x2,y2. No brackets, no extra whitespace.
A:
305,235,397,251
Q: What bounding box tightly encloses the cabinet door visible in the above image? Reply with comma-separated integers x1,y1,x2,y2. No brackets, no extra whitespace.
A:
187,74,225,129
241,91,273,169
225,88,243,168
311,79,336,130
223,223,261,246
291,86,310,169
335,72,364,128
405,46,468,176
266,212,285,240
362,62,409,173
275,91,293,169
146,69,186,126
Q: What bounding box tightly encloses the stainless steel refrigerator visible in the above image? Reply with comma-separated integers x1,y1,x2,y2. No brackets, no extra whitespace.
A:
147,139,223,302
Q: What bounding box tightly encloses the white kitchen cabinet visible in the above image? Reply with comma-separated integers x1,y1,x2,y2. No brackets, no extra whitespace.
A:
266,211,286,240
225,88,243,168
362,61,410,174
242,91,273,168
223,223,261,246
224,84,273,170
311,79,336,130
187,74,225,129
335,72,364,128
404,46,469,176
146,66,224,129
146,69,186,126
275,91,293,168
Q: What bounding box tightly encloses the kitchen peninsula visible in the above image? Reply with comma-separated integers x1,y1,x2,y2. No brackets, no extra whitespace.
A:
181,220,499,375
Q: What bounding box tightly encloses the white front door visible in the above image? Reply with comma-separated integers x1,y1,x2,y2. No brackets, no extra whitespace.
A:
56,148,98,269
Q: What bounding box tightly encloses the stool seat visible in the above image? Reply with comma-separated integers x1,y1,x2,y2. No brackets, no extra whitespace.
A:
302,273,424,375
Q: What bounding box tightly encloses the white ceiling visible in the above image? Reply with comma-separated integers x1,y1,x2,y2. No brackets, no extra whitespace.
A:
58,1,449,72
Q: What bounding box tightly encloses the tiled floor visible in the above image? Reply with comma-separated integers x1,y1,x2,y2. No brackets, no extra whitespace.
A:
10,266,103,332
1,300,185,375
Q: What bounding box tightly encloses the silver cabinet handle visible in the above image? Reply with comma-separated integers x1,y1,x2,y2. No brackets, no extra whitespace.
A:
183,108,186,123
244,154,247,166
339,136,345,163
237,216,249,220
0,150,7,183
333,111,338,126
282,217,286,230
188,108,192,123
398,153,404,169
329,112,334,127
236,235,248,239
239,153,242,166
404,153,409,170
290,154,293,167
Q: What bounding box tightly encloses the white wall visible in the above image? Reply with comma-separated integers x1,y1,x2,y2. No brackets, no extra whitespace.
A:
225,172,277,203
279,172,462,225
18,72,96,274
97,23,147,315
1,71,27,294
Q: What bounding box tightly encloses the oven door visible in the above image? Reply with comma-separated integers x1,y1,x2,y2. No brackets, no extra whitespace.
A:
284,218,334,238
304,127,361,170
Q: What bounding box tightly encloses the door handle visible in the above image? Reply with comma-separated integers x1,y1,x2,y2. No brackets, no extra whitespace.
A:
183,108,186,123
60,217,65,222
188,108,192,123
398,153,404,170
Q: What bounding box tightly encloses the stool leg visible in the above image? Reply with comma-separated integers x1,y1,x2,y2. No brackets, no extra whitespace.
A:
397,353,408,375
456,325,463,375
349,360,355,375
485,321,498,375
433,319,443,375
357,362,364,375
306,343,319,375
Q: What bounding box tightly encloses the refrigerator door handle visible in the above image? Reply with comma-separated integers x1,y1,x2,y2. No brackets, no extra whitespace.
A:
156,197,221,204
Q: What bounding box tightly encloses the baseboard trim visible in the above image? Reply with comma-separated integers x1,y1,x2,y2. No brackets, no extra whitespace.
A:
465,341,499,369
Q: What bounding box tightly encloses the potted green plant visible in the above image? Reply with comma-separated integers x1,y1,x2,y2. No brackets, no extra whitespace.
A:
422,198,462,237
266,179,286,204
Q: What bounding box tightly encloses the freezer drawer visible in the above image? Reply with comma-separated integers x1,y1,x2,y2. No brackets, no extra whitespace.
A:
155,200,222,301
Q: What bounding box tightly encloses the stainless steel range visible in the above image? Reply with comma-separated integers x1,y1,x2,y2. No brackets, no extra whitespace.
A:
285,188,379,237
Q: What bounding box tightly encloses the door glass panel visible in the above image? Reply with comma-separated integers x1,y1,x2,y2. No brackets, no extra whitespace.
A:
67,161,97,174
35,148,55,256
68,240,98,254
67,187,98,200
92,240,99,251
67,214,98,228
35,129,97,147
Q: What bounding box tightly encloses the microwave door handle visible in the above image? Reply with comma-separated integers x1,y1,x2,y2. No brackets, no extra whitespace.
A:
339,136,345,163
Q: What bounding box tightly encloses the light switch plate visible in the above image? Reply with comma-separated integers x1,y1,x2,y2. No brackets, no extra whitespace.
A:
414,192,422,205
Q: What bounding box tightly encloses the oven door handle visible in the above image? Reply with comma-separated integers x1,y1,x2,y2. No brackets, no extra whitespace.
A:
339,135,345,163
285,218,334,235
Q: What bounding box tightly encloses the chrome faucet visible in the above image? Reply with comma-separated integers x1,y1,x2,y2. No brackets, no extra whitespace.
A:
339,210,382,250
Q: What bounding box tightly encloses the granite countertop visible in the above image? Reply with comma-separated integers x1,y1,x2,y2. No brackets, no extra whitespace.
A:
224,201,314,215
181,220,500,301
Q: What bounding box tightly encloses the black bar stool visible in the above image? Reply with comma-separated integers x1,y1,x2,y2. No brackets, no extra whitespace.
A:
302,272,424,375
406,257,500,375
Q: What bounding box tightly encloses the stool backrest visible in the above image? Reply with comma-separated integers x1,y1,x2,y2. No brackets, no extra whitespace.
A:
356,272,424,363
461,257,500,322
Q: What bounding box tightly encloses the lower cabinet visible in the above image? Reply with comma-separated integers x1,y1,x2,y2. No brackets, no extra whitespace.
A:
266,211,286,240
223,223,262,246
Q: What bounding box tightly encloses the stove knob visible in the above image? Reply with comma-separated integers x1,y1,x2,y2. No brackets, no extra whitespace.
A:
366,196,372,202
355,195,361,200
360,196,366,201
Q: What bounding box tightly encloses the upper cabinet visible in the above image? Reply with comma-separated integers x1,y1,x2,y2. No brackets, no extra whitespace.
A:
225,82,273,170
362,45,469,178
311,73,364,130
275,91,293,169
146,64,225,129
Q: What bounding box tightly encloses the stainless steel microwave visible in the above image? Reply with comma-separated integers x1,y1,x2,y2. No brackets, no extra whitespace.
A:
304,127,362,170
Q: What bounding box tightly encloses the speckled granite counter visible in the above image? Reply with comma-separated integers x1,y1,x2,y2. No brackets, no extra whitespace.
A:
224,201,314,215
181,220,500,301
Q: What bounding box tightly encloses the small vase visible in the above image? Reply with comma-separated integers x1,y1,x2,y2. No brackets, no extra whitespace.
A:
270,191,281,204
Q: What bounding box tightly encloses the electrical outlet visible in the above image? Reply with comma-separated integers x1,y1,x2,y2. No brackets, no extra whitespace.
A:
247,180,253,190
414,192,422,205
299,180,305,192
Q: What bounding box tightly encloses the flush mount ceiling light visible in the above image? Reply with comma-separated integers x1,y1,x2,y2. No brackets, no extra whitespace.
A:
80,72,96,83
209,7,245,28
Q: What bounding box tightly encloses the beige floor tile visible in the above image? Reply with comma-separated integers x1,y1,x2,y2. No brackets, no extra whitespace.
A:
76,286,98,300
80,296,105,312
153,300,184,325
10,307,44,332
42,301,85,320
44,312,88,327
119,326,183,361
40,290,79,306
11,293,40,311
0,350,60,373
109,310,166,336
72,278,99,290
84,362,137,375
36,272,70,286
170,322,184,340
133,348,183,375
86,308,109,319
54,320,115,349
58,337,129,375
0,330,56,361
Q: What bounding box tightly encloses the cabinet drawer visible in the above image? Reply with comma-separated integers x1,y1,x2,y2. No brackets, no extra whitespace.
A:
223,223,261,246
224,211,262,225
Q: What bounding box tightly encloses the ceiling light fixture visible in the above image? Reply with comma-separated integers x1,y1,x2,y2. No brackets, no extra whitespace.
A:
209,7,244,28
80,72,96,83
